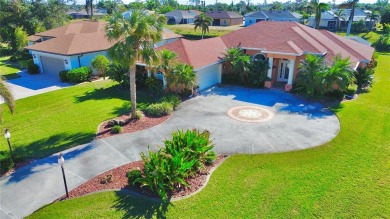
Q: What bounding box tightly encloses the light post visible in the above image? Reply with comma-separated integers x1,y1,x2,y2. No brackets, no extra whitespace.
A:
58,153,69,198
4,129,15,164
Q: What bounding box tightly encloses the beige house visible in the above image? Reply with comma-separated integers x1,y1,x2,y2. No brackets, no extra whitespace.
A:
205,11,243,26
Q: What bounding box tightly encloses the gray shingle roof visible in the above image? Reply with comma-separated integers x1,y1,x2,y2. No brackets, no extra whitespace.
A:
205,11,243,19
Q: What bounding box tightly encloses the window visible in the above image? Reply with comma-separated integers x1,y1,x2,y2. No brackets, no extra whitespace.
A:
223,20,227,24
249,20,253,24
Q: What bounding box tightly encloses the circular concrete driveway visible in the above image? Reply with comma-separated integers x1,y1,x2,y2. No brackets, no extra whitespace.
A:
154,85,340,154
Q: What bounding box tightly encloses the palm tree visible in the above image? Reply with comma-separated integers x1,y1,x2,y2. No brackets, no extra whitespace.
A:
339,0,359,36
311,0,330,29
295,54,328,97
333,9,345,30
366,11,380,31
0,77,15,122
325,55,354,92
172,64,197,93
194,13,213,40
106,11,164,118
156,49,177,91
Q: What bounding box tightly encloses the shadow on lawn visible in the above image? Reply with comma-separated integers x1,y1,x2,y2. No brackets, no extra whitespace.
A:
5,132,94,184
112,190,172,219
74,85,128,103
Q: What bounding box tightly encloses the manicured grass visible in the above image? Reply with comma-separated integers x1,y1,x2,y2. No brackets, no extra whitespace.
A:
336,31,382,44
0,80,152,160
28,54,390,218
166,24,238,39
0,56,21,80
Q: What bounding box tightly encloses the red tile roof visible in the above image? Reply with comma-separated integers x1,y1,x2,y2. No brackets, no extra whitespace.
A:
157,38,226,69
221,21,374,65
25,20,182,56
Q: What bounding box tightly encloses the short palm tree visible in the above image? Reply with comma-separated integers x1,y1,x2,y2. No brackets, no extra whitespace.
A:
0,77,15,122
339,0,359,36
157,49,177,90
295,54,328,97
172,64,197,93
366,11,380,30
106,11,164,118
194,13,213,40
334,9,346,30
311,0,330,29
325,55,354,92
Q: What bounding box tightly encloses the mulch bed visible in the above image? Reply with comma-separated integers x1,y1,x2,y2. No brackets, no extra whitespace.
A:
61,155,226,200
96,113,171,139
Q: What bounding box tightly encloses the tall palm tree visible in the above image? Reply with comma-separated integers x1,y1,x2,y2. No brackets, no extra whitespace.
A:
194,13,213,40
0,77,15,122
106,11,164,118
311,0,330,29
339,0,359,36
333,9,345,30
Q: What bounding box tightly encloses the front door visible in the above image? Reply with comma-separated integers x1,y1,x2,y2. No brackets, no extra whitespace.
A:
278,60,290,82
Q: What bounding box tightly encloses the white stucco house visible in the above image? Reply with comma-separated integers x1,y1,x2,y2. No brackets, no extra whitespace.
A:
25,20,182,79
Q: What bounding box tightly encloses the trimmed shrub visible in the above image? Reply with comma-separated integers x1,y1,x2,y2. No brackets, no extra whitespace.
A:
145,77,163,100
144,102,173,117
59,70,68,82
19,59,33,69
66,67,92,82
27,63,40,74
127,169,142,186
0,151,14,173
111,125,122,134
373,35,390,52
134,110,143,120
355,67,374,90
160,94,181,109
9,56,18,63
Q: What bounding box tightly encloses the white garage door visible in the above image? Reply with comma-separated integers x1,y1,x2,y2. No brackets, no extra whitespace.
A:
40,56,65,78
196,63,221,90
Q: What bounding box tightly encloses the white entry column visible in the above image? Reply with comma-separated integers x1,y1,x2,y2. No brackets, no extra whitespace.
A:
285,59,295,91
267,57,273,78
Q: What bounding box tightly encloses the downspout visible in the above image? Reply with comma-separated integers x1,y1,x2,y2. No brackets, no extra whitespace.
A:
78,54,83,67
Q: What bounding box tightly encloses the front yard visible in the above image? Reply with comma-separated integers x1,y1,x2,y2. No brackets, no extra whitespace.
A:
0,56,22,80
27,54,390,218
0,80,152,160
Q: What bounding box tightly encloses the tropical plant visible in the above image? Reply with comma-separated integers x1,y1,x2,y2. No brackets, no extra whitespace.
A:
373,34,390,52
366,11,380,30
133,129,216,200
325,55,354,92
156,49,177,90
354,66,374,91
160,93,181,110
106,10,164,118
91,55,110,79
311,0,330,29
223,47,251,83
111,125,122,134
294,54,328,97
0,77,15,122
106,63,130,89
334,9,346,30
248,58,269,88
144,102,173,117
339,0,359,36
169,64,197,93
194,13,213,40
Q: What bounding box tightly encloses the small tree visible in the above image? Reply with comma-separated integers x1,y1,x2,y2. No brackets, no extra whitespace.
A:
0,77,15,122
223,47,251,83
169,64,197,93
325,55,354,93
91,55,110,79
14,27,28,52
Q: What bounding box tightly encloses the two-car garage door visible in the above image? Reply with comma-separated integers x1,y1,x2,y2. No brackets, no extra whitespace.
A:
40,56,65,78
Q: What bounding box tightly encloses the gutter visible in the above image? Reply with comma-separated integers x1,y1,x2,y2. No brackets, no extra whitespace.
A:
78,54,84,67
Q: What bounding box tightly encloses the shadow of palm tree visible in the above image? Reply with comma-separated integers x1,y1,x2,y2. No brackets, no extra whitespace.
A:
74,85,129,103
112,190,172,219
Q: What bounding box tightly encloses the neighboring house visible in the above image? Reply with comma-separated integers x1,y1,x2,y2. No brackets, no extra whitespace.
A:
156,21,373,92
308,9,374,31
205,11,243,26
25,20,182,79
307,11,339,31
164,10,201,24
67,10,105,19
244,10,302,26
122,9,155,19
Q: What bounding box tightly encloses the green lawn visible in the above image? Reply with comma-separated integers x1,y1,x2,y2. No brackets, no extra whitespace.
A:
0,80,152,160
28,54,390,218
336,31,382,44
166,24,237,39
0,56,22,80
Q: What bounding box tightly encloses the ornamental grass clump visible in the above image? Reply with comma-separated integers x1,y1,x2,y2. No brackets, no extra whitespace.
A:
130,129,216,200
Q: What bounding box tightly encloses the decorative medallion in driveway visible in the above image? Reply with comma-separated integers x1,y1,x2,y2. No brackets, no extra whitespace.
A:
227,106,274,123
